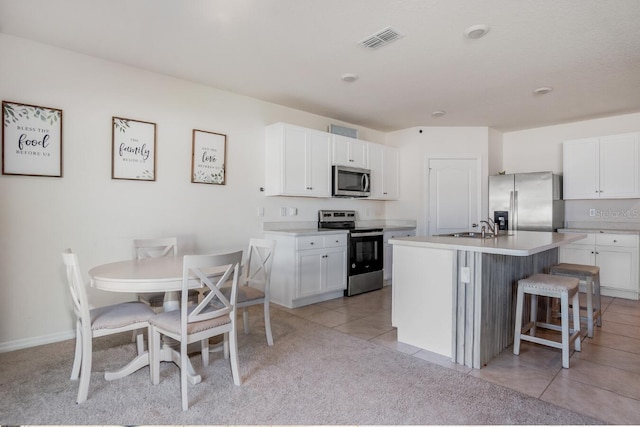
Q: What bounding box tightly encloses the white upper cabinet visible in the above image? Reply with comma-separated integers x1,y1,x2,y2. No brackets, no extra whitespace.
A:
331,134,368,169
563,133,639,199
368,143,399,200
265,123,331,197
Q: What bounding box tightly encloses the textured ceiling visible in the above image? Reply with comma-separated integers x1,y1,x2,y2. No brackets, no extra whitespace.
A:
1,0,640,132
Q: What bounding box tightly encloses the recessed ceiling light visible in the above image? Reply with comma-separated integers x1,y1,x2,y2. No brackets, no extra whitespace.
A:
533,86,553,95
464,24,490,39
432,110,446,118
341,73,359,83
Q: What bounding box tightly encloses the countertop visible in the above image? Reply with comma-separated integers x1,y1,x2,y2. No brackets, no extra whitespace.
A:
559,228,640,235
263,222,416,236
264,228,349,236
389,230,586,256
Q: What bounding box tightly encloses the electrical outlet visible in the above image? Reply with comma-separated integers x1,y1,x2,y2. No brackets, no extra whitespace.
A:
589,208,596,217
257,207,264,217
280,207,287,216
460,267,470,283
288,207,297,216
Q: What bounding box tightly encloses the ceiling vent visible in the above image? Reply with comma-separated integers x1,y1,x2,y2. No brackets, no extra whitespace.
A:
359,26,403,49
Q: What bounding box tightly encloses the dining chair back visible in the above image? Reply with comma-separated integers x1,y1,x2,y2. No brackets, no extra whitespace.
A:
62,249,156,404
132,237,197,310
133,237,178,259
149,250,243,411
235,238,277,345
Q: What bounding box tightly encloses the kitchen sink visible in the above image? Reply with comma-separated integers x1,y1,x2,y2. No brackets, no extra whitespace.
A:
445,232,494,238
439,231,513,239
440,231,505,239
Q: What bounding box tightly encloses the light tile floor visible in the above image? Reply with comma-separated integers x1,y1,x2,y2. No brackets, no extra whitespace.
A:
273,286,640,424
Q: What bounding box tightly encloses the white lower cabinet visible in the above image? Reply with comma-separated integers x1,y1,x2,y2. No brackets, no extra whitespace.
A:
383,229,416,283
267,232,347,308
559,231,639,300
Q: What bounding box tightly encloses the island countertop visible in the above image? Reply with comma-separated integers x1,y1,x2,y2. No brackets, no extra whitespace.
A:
389,230,586,256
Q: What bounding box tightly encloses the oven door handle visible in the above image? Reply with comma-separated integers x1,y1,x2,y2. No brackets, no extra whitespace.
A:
350,231,383,238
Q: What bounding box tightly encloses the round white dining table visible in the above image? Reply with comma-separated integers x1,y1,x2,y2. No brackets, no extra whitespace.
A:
89,256,225,384
89,256,216,310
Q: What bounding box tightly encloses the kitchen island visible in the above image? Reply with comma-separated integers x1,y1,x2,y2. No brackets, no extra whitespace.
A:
389,231,586,369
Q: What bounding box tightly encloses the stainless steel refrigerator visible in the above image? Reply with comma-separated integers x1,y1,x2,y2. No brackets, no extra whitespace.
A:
489,172,564,232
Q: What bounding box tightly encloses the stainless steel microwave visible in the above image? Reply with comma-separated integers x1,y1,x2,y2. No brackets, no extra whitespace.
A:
332,165,371,198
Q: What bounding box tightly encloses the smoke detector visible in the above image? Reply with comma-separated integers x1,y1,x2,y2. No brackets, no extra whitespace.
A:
464,24,490,39
533,86,553,95
341,73,359,83
359,26,404,49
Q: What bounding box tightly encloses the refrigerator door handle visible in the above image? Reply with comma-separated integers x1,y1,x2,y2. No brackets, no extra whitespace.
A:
512,190,518,231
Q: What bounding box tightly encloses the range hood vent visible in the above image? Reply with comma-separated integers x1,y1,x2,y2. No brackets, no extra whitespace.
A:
359,26,403,49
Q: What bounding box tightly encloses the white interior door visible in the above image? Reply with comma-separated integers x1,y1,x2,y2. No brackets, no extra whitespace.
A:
428,158,480,236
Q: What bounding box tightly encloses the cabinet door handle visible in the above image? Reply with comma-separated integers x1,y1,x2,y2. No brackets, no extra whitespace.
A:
613,240,618,243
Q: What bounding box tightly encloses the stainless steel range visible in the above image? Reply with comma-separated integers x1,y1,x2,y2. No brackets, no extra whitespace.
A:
318,210,383,296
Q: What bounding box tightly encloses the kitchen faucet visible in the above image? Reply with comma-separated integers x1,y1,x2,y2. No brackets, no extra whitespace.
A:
480,218,496,235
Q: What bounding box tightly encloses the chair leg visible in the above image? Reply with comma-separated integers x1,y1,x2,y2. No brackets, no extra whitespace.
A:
573,292,582,353
151,329,161,385
595,273,602,327
77,327,92,404
243,307,250,334
70,321,82,380
223,332,230,359
147,326,155,382
560,292,570,369
529,294,538,337
180,340,189,411
229,327,241,386
585,276,594,337
264,302,274,346
201,339,209,367
135,331,145,355
513,284,524,356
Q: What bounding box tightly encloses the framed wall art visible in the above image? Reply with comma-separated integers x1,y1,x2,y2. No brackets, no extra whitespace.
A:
2,100,63,177
112,117,156,181
191,129,226,185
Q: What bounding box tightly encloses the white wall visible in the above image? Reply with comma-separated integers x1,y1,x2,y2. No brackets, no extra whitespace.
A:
385,127,491,235
488,128,503,176
0,34,387,350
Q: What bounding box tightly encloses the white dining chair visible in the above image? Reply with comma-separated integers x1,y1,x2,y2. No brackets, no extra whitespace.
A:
133,237,179,310
62,249,156,404
221,238,276,346
149,250,243,411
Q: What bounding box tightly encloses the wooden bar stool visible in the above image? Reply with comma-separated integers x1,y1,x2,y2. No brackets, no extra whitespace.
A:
549,263,602,337
514,273,581,368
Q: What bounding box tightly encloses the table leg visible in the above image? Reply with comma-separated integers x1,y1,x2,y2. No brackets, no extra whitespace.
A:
163,291,180,312
157,291,202,384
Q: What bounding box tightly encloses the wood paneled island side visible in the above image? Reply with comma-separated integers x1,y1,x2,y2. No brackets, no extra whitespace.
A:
389,231,586,369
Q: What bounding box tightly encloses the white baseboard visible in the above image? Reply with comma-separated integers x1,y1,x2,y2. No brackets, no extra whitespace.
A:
601,287,640,300
0,329,75,353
